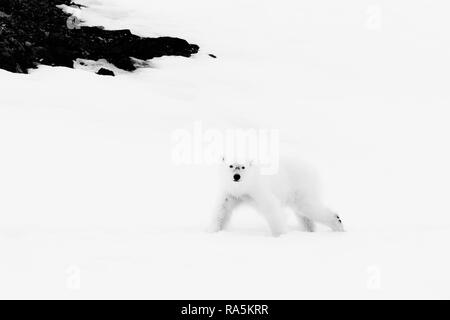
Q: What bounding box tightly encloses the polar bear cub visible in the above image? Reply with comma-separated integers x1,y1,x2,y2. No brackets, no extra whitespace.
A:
210,157,344,236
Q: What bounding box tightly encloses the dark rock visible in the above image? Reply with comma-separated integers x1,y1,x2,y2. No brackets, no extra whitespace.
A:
0,0,199,74
96,68,115,76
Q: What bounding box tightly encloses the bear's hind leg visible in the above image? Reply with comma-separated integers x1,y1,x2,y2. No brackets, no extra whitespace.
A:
298,202,344,232
290,204,315,232
300,216,316,232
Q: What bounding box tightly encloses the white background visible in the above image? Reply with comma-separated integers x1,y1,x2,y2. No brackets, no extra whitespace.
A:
0,0,449,299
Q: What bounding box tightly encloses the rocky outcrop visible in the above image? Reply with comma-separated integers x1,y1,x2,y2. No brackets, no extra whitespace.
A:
96,67,114,76
0,0,199,74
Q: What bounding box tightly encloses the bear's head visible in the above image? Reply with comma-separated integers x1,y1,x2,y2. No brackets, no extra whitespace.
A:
221,157,257,185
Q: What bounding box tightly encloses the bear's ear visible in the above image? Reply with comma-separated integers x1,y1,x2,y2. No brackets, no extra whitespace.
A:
222,156,226,163
248,160,254,166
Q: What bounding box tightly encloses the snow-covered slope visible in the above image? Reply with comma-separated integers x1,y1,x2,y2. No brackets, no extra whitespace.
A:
0,0,449,299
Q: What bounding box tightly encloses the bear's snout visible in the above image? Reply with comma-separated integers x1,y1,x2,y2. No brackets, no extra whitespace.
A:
233,174,241,182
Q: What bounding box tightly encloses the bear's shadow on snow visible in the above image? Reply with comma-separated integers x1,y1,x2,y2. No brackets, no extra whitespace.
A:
0,0,199,75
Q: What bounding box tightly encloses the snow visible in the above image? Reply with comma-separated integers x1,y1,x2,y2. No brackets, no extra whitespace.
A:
1,0,450,299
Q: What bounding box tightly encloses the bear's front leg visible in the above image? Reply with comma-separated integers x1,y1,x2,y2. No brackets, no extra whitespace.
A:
252,193,287,237
209,195,241,233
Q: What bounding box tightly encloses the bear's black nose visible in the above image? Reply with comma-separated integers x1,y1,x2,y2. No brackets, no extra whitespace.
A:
233,174,241,182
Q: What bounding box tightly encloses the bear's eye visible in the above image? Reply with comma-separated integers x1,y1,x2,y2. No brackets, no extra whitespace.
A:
229,165,233,168
242,166,245,170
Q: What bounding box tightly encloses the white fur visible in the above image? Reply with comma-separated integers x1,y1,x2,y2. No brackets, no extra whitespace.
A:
210,157,344,236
